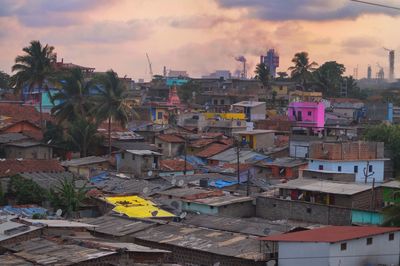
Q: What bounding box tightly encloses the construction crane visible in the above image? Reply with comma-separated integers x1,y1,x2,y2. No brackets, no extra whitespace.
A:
146,53,153,80
383,47,395,81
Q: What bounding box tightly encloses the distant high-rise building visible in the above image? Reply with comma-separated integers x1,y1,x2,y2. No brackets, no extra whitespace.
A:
389,50,395,81
260,49,279,77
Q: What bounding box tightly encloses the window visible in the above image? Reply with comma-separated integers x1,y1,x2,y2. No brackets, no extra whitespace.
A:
369,165,373,172
308,111,312,116
220,99,225,105
389,233,394,241
121,152,125,159
341,243,347,251
157,112,163,119
366,237,373,245
210,206,214,209
319,165,324,170
213,99,218,105
292,110,296,116
132,154,135,160
354,166,358,173
158,143,162,148
338,166,342,172
306,207,312,214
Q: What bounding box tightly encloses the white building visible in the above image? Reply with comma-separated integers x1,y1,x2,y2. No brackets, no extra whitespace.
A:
262,226,400,266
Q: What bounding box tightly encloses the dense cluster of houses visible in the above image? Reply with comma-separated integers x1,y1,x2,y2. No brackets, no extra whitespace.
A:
0,67,400,265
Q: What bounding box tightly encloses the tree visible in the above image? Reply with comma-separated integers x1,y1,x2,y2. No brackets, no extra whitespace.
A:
288,52,318,87
10,40,56,129
178,80,200,103
363,124,400,176
0,70,10,90
66,117,103,157
346,76,367,99
313,61,345,97
254,63,270,87
51,68,93,124
92,70,132,156
49,178,87,218
383,205,400,226
7,175,46,205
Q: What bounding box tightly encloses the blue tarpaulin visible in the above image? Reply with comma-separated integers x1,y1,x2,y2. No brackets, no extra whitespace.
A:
0,205,47,218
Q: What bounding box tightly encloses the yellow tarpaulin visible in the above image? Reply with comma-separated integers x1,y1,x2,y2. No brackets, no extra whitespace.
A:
105,195,175,218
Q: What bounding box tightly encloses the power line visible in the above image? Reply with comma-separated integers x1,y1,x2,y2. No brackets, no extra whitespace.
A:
350,0,400,11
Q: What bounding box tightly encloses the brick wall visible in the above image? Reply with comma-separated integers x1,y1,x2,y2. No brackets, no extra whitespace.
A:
309,141,384,160
256,196,352,225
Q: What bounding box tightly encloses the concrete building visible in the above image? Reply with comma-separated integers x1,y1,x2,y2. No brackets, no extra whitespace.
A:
234,130,275,150
308,141,387,183
206,119,247,136
117,149,161,177
155,134,185,158
262,226,400,266
233,101,266,122
254,157,308,180
61,156,110,178
3,141,52,159
288,101,325,130
202,70,232,80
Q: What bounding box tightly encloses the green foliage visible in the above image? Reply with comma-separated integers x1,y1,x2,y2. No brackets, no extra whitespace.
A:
65,117,103,157
254,63,270,87
313,61,345,97
92,70,133,155
51,68,94,123
177,80,200,103
32,213,47,219
383,205,400,227
346,76,367,99
0,70,10,90
10,40,55,96
363,124,400,176
7,175,46,205
49,178,87,218
0,182,6,206
288,51,318,87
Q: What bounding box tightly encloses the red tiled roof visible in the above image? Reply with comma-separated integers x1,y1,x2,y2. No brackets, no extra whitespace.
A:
261,226,400,243
0,103,52,124
196,143,230,158
219,138,233,146
0,159,64,177
156,134,185,143
160,159,194,171
189,138,216,148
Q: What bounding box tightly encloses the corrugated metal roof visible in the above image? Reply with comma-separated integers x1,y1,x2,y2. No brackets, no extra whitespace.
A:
208,148,268,163
261,226,400,243
125,150,162,156
105,196,175,218
61,156,109,167
276,179,373,195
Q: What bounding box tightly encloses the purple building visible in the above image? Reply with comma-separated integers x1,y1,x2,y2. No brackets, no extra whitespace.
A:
288,101,325,130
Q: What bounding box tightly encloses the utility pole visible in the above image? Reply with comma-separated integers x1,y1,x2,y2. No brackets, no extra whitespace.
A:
364,161,375,183
184,137,187,175
236,138,240,184
247,169,251,196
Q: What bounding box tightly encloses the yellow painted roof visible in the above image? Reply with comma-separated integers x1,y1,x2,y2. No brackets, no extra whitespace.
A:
105,195,175,218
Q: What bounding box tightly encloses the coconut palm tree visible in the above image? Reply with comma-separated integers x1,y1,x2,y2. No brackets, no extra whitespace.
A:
10,40,56,129
288,52,318,87
92,70,132,156
254,63,270,88
51,68,93,124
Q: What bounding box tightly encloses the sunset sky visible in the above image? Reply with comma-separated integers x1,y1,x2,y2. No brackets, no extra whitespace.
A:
0,0,399,80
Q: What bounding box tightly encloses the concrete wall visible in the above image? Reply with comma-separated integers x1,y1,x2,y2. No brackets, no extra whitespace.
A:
5,145,52,159
289,140,309,158
277,242,330,266
308,159,385,183
288,102,325,128
250,103,266,121
256,196,352,225
183,200,255,218
118,152,159,176
302,169,355,182
254,133,275,150
329,232,400,266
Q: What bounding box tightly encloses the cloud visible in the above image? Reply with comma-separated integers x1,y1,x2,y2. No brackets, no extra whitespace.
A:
168,15,237,28
341,36,380,54
216,0,400,21
0,0,119,27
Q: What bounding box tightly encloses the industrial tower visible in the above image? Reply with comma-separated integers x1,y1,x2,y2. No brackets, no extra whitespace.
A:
383,47,395,81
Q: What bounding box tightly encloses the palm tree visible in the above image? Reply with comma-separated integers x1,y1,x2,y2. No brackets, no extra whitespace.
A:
92,70,132,156
288,52,318,87
51,68,93,123
10,40,56,129
66,116,102,157
254,63,270,87
51,178,87,218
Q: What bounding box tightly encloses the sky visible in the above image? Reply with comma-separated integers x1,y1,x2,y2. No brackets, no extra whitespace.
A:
0,0,399,81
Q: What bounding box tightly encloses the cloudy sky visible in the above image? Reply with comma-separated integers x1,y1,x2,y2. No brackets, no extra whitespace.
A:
0,0,399,80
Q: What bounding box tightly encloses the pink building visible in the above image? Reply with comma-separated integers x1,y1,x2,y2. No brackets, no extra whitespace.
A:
288,101,325,129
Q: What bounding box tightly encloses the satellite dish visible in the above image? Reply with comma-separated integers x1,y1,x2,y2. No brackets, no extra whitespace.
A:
5,169,10,174
147,171,153,177
47,139,52,144
177,180,184,187
142,187,149,194
263,228,271,235
171,178,177,186
179,212,187,219
151,210,158,217
55,209,62,217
